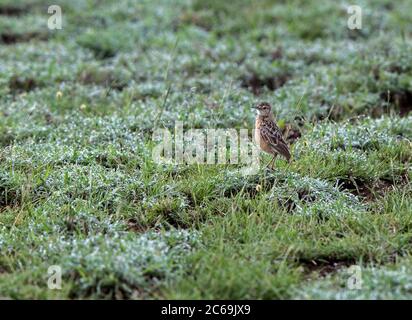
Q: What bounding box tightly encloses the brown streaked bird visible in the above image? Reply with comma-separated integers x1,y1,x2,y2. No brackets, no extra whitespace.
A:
253,102,291,168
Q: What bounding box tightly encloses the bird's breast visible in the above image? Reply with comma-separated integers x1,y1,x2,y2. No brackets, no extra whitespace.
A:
254,117,274,154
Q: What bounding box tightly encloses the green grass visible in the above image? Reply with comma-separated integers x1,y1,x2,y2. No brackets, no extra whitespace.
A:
0,0,412,299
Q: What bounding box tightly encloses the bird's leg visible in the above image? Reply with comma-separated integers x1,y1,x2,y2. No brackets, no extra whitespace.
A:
266,154,277,169
264,156,273,168
270,154,277,169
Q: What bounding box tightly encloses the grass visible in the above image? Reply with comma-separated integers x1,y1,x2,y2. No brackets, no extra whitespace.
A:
0,0,411,299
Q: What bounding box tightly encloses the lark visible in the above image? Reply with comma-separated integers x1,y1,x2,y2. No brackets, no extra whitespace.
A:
253,102,291,168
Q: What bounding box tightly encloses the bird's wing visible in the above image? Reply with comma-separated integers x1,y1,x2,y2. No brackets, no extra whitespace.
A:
260,120,291,160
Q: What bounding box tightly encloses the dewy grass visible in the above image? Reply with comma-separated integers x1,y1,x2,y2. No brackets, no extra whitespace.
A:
0,0,412,299
0,221,200,298
295,259,412,300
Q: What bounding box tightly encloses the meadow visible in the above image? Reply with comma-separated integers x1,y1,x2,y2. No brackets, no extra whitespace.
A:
0,0,411,299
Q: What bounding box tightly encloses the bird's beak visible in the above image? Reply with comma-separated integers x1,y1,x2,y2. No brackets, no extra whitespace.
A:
251,106,257,109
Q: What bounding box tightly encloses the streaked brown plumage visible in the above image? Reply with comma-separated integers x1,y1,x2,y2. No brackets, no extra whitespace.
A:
254,102,291,168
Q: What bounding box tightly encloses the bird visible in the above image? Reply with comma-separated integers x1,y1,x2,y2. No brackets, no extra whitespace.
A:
253,102,291,168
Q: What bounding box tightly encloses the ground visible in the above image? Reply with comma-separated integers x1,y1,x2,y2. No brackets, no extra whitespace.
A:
0,0,411,299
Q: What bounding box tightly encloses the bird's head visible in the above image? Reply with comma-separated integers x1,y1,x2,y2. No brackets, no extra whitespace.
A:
253,102,272,116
